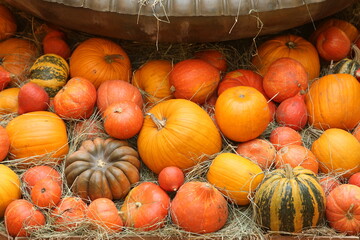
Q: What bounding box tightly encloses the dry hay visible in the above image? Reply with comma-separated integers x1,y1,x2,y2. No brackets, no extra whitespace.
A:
0,1,360,239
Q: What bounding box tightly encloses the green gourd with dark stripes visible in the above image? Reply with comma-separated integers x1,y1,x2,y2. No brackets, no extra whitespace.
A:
330,58,360,77
253,165,325,233
29,54,69,97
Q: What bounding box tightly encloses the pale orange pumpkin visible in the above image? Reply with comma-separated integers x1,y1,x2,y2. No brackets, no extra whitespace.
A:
251,34,320,81
0,5,17,40
69,38,131,88
305,74,360,130
311,128,360,178
6,111,69,166
132,60,173,108
215,86,270,142
0,38,38,85
137,99,221,174
0,87,20,115
53,77,97,119
207,152,264,205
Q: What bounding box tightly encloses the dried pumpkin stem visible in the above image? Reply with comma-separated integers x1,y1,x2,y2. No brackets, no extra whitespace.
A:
104,54,124,63
286,41,297,49
346,203,354,219
146,113,166,130
284,164,294,179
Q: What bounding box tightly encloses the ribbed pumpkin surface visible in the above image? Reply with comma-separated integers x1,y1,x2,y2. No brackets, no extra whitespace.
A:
137,99,222,174
29,54,69,97
254,165,325,233
0,164,21,218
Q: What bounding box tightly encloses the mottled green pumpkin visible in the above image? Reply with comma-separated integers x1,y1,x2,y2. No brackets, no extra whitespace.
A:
253,165,325,233
29,54,69,97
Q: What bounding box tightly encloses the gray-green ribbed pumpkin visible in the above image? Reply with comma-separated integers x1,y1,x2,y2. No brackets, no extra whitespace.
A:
29,53,69,97
253,165,326,233
330,58,360,77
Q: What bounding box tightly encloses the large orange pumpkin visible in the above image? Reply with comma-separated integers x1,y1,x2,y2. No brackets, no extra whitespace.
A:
0,38,38,85
132,59,173,108
311,128,360,179
0,5,16,40
0,164,21,218
215,86,270,142
207,152,264,205
305,74,360,130
0,125,10,161
69,38,131,88
6,111,69,166
251,34,320,81
137,99,221,174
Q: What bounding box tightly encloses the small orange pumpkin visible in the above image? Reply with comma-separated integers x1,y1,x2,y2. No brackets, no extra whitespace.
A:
31,177,62,209
215,86,270,142
69,38,131,88
269,126,302,151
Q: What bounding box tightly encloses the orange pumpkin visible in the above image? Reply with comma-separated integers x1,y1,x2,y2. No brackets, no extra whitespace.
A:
169,59,220,104
97,79,143,114
0,5,16,40
0,164,21,218
305,74,360,130
137,99,221,174
0,38,38,84
251,34,320,81
6,111,69,165
22,165,62,192
0,87,20,115
215,86,270,142
31,178,62,209
132,60,173,107
310,18,359,44
319,176,341,195
207,152,264,205
0,125,10,161
353,123,360,141
194,49,227,72
170,181,228,234
69,38,131,88
53,77,97,119
275,145,319,174
269,126,302,151
311,128,360,178
263,57,308,103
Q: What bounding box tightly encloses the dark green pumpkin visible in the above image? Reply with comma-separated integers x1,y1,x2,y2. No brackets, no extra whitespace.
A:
330,58,360,77
253,165,325,233
29,54,69,97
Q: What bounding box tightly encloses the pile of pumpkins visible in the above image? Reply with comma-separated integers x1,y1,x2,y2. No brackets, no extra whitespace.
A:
0,3,360,238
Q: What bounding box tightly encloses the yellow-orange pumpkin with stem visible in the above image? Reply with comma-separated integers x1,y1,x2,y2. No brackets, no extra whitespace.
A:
311,128,360,179
137,99,221,174
6,111,69,166
207,152,264,205
251,34,320,81
132,59,173,108
0,164,21,218
305,74,360,130
215,86,270,142
69,38,131,89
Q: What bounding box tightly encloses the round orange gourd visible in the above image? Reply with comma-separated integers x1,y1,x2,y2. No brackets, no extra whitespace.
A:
6,111,69,165
169,59,220,104
215,86,270,142
0,5,16,40
69,38,131,88
132,60,173,107
0,164,21,218
0,38,38,84
269,126,302,151
305,74,360,130
251,34,320,80
311,128,360,178
0,87,20,115
207,152,264,205
137,99,221,174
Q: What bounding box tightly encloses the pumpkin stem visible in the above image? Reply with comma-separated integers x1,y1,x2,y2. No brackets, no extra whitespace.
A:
97,159,106,168
352,43,360,64
345,204,354,220
135,202,142,208
104,54,124,63
146,113,166,130
284,164,294,179
286,41,297,49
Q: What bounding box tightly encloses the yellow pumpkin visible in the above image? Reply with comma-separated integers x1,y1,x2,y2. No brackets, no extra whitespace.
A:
311,128,360,178
137,99,221,174
6,111,69,167
0,87,20,115
207,152,264,205
0,164,21,217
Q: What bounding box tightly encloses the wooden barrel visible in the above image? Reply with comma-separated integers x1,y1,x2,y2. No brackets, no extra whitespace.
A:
3,0,357,42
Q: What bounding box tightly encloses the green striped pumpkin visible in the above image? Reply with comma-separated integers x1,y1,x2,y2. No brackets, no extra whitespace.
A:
253,165,325,233
29,54,69,97
330,58,360,77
